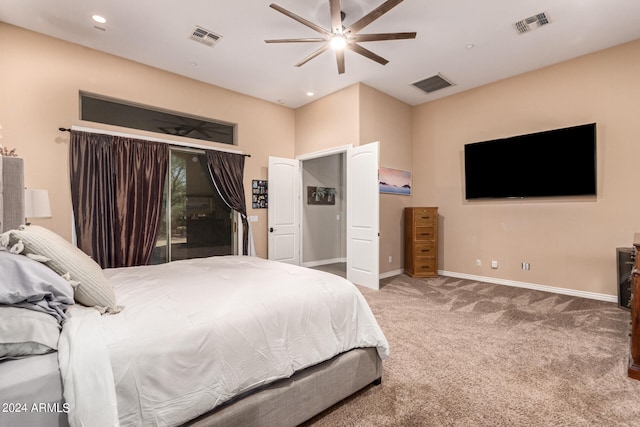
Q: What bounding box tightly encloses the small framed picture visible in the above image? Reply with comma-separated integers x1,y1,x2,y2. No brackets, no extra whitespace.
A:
252,180,268,208
379,167,411,195
307,186,336,205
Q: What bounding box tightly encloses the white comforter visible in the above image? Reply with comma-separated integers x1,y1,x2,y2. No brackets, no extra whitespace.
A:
58,256,389,427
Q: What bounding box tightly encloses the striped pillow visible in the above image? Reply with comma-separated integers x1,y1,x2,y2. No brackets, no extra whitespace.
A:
3,225,122,314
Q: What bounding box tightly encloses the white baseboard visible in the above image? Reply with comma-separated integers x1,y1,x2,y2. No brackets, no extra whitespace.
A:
380,269,403,280
302,258,346,268
439,270,617,303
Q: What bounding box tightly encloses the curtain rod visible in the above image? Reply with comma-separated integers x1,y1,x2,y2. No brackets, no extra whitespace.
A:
58,127,251,157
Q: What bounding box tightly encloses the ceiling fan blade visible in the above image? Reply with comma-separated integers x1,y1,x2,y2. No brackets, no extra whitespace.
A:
295,44,331,67
269,3,331,36
346,0,403,34
335,49,345,74
329,0,343,33
265,38,327,43
353,32,416,42
346,43,389,65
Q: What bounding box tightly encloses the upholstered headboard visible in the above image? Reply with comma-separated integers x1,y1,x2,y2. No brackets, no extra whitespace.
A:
0,156,24,233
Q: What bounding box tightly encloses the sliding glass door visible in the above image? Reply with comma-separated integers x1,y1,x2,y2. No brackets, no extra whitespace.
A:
150,149,234,264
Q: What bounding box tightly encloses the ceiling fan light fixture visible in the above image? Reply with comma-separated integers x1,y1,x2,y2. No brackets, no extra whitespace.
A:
265,0,416,73
330,34,347,50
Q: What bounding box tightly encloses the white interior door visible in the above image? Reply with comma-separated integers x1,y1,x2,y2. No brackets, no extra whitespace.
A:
346,142,380,290
268,156,300,264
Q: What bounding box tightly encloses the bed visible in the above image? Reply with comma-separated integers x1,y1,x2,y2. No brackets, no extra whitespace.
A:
0,160,389,427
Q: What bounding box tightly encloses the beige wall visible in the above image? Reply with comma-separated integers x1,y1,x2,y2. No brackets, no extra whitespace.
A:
0,23,295,258
412,39,640,297
294,84,360,156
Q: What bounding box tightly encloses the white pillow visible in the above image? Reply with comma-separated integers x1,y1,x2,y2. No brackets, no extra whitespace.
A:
2,225,122,314
0,306,60,360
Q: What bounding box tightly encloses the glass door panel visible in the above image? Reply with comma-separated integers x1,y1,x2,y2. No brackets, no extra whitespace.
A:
150,149,233,264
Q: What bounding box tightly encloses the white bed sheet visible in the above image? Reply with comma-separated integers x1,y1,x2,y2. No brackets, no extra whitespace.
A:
58,256,389,427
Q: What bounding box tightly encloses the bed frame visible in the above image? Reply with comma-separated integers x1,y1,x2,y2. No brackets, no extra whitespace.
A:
185,347,382,427
0,159,383,426
1,348,381,427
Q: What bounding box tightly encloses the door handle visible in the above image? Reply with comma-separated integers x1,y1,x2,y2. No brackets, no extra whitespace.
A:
269,227,275,232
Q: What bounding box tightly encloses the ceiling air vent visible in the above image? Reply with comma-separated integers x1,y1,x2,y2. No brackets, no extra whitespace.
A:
411,74,455,94
190,26,222,47
514,12,551,34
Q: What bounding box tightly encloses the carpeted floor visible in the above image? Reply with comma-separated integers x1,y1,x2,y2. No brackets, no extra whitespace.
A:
304,274,640,426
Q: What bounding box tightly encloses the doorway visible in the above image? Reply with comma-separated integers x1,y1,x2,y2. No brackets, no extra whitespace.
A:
268,142,380,289
302,153,346,277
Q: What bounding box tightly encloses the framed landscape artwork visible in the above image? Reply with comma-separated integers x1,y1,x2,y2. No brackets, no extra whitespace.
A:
379,167,411,195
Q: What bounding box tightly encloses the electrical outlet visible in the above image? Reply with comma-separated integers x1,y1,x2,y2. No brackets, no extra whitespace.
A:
491,260,498,269
522,262,531,270
388,256,393,263
476,259,482,267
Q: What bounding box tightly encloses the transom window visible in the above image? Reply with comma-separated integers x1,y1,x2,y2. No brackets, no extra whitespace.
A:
80,92,236,145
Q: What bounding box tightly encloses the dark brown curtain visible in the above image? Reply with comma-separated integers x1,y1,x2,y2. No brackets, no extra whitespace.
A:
69,130,168,268
204,150,249,255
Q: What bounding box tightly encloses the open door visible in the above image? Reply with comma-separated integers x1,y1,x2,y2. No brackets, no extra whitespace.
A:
267,156,300,265
346,142,380,290
268,144,379,290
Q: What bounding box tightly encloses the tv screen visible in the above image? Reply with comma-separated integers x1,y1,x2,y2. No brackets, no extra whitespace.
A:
464,123,596,200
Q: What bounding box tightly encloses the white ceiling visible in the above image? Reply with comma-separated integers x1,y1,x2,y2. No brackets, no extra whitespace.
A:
1,0,640,108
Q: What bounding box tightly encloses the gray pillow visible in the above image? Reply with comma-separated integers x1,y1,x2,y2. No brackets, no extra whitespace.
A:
0,306,60,360
0,249,74,322
1,225,122,314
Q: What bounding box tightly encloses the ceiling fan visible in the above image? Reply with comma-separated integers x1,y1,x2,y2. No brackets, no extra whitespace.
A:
265,0,416,74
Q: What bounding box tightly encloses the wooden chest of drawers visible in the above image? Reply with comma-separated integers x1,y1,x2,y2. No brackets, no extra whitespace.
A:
404,207,438,278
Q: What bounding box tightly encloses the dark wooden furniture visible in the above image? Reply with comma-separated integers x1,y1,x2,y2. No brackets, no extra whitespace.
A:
629,234,640,380
404,207,438,278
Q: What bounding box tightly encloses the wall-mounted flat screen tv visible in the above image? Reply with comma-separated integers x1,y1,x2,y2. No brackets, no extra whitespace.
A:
464,123,596,200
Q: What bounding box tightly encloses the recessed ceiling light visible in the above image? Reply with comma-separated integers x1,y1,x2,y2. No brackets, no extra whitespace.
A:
466,44,475,49
92,15,107,24
306,92,315,97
